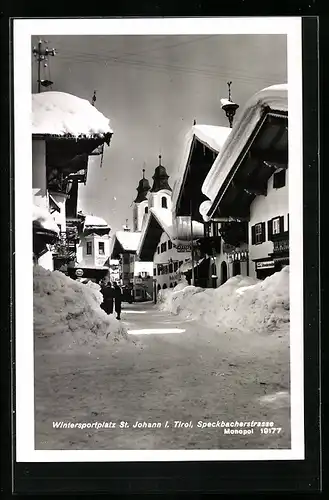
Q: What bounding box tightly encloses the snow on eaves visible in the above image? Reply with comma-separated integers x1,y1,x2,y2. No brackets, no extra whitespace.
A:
201,84,288,219
32,91,113,138
137,208,173,257
114,230,141,253
172,124,231,216
84,215,110,228
33,204,59,234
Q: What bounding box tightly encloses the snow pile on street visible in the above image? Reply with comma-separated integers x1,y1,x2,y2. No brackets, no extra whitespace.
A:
32,91,113,137
33,265,128,349
159,267,290,334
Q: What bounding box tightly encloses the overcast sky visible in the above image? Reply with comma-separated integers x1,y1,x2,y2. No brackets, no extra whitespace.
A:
32,34,287,233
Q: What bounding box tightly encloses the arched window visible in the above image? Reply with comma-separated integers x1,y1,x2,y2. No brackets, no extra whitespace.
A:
161,196,167,209
162,283,168,289
145,206,148,214
157,284,161,292
174,282,177,287
169,283,173,288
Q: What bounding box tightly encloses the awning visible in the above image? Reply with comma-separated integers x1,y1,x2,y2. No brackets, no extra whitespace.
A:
179,257,205,273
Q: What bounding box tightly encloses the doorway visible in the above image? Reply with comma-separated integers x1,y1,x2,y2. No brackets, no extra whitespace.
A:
221,261,228,284
232,261,241,276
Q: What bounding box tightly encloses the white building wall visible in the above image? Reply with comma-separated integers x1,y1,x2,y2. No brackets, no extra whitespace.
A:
148,190,172,211
248,172,289,278
32,138,47,208
153,230,191,290
77,233,110,268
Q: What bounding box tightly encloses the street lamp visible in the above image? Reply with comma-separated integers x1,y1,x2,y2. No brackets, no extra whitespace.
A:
220,81,239,128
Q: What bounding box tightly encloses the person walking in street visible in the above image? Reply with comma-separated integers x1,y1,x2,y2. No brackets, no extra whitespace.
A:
113,283,123,320
100,279,115,315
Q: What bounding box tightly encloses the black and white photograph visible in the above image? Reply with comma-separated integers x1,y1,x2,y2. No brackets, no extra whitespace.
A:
13,17,306,462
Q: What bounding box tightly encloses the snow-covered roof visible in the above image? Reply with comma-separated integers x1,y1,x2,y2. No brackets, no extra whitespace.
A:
137,207,203,259
84,215,109,228
114,230,141,253
32,91,113,137
150,208,174,239
33,204,60,234
137,208,173,258
201,84,288,219
172,124,231,215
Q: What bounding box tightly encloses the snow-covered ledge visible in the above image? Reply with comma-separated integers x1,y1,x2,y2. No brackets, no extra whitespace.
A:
32,91,113,138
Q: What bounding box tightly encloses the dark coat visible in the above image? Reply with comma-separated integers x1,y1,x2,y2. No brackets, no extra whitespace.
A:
113,286,122,312
101,284,115,314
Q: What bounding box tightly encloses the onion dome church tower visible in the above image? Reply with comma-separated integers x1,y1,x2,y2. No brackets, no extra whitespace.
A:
148,155,172,211
132,169,151,231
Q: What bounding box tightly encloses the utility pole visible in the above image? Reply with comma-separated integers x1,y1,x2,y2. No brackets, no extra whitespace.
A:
32,39,56,93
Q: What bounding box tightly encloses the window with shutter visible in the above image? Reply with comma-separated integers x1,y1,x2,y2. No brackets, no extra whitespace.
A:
272,217,281,235
251,225,256,245
254,223,263,244
279,215,284,233
268,219,273,240
261,222,266,243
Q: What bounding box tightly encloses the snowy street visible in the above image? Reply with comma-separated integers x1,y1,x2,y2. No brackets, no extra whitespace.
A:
35,301,290,450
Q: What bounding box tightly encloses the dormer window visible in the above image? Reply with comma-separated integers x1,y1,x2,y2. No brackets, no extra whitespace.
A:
161,196,167,209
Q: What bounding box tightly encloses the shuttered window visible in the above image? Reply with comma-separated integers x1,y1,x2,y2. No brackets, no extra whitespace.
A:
168,240,173,249
268,216,285,239
251,222,266,245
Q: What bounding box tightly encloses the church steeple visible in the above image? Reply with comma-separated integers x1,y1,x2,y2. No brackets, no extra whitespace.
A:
134,168,151,203
150,155,172,192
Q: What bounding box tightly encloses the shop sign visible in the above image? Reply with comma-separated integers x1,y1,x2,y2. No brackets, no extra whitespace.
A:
75,268,84,277
256,260,274,269
176,244,191,252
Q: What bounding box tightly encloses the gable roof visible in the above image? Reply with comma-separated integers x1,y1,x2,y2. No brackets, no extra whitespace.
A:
137,207,204,261
201,84,288,219
137,208,173,261
172,124,231,219
110,230,141,257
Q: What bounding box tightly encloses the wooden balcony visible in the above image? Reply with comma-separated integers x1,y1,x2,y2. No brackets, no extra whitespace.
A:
219,221,248,247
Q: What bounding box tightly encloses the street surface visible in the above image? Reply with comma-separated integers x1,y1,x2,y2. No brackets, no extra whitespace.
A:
35,301,290,450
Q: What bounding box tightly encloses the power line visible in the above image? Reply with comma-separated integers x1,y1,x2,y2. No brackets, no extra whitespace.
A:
58,35,216,63
53,52,285,86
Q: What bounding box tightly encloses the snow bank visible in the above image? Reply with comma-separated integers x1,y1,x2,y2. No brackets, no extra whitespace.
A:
32,91,113,137
159,267,290,334
33,265,128,350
